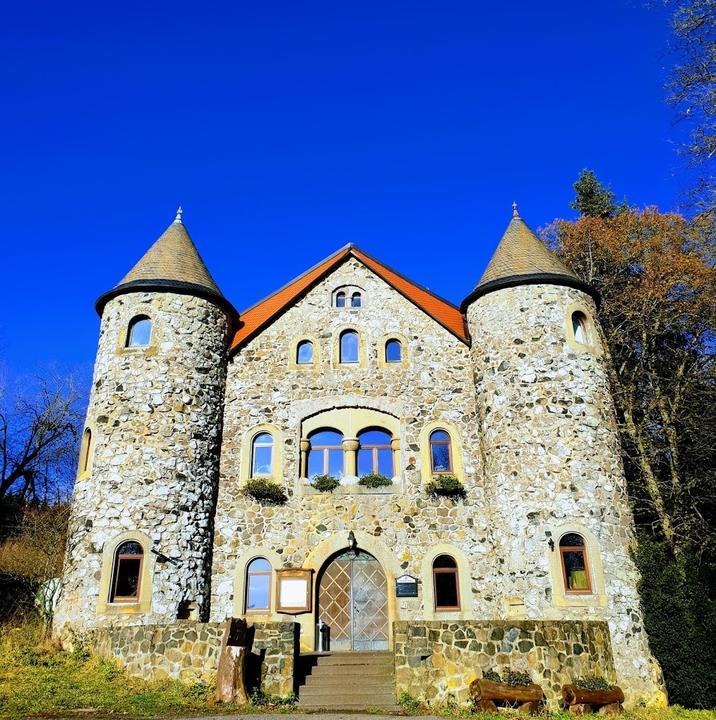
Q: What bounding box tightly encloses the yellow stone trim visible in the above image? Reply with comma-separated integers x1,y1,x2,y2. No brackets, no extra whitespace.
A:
288,334,321,371
377,332,409,368
301,407,400,443
76,423,95,480
332,284,366,309
114,308,160,356
332,325,367,369
231,546,284,619
564,301,602,355
546,523,608,608
419,420,465,483
420,543,473,620
240,423,285,485
96,530,154,616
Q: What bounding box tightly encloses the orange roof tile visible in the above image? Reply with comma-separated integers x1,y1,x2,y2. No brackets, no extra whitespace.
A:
229,245,470,352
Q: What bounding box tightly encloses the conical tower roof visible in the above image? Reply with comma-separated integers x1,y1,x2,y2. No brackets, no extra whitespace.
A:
461,208,596,310
96,210,237,319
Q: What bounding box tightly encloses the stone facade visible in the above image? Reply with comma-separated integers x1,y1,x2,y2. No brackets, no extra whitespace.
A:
55,291,229,630
56,224,667,709
394,620,615,706
84,620,297,695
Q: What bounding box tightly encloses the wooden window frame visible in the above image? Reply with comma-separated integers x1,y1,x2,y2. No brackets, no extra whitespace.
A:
125,315,152,348
339,330,360,364
559,537,592,595
429,430,453,475
358,431,394,475
296,340,314,365
433,556,460,611
251,433,274,478
385,339,402,363
245,557,272,614
308,431,344,477
110,542,144,604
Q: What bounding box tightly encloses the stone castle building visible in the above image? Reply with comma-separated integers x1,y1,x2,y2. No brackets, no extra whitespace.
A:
55,208,666,707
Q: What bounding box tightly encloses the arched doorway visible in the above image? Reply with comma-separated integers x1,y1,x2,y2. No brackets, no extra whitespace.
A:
317,549,389,651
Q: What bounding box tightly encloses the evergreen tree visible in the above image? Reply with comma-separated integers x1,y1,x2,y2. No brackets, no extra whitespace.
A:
570,169,617,218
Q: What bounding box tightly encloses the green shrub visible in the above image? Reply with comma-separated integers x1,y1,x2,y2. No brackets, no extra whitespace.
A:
250,689,297,706
503,669,532,687
482,669,502,683
397,691,421,712
311,474,340,492
242,479,287,504
358,473,393,488
574,675,611,691
425,475,466,498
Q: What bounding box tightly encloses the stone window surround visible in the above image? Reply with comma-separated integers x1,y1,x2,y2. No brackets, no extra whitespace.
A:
231,547,284,620
545,523,608,608
420,543,473,620
334,327,366,367
332,284,365,308
377,332,409,369
114,305,160,357
240,423,285,486
97,530,155,616
298,407,401,485
288,334,321,370
76,424,95,480
418,420,465,484
564,301,602,355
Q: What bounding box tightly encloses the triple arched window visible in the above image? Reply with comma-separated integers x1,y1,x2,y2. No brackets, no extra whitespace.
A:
251,433,274,477
110,541,144,603
245,557,272,612
559,533,591,593
429,430,453,474
433,554,460,610
126,315,152,347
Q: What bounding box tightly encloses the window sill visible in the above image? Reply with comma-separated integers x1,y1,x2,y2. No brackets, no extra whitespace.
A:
300,478,399,496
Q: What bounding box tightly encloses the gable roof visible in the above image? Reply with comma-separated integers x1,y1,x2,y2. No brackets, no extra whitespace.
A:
229,244,470,352
461,213,597,310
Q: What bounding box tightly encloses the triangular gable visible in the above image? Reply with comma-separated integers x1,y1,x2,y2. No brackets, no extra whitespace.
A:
229,245,470,352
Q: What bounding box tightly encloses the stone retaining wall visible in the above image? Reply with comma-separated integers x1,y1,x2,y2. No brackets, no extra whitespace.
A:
85,621,298,696
394,620,615,707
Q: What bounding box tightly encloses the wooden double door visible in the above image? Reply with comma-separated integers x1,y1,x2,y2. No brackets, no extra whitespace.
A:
318,551,389,651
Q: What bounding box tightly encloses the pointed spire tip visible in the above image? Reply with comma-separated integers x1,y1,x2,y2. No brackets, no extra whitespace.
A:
512,201,519,218
174,206,183,224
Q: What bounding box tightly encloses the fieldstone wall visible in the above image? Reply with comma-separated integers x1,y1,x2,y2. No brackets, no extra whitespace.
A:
55,291,229,632
466,284,666,705
394,620,614,707
85,621,297,695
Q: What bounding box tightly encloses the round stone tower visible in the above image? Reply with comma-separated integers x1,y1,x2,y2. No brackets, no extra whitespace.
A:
55,210,237,633
462,208,666,704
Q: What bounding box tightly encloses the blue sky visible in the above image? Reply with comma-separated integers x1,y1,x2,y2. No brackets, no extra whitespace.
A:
1,1,685,381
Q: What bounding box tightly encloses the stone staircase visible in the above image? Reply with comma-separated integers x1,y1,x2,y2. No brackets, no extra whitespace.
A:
297,651,400,711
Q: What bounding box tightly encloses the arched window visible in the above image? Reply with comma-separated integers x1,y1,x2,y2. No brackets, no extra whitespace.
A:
429,430,453,474
110,541,144,603
126,316,152,347
339,330,359,364
357,428,394,477
308,429,344,478
296,340,314,365
385,339,402,363
335,291,346,308
251,433,274,477
245,557,272,612
351,292,362,308
433,555,460,610
572,311,589,345
559,533,591,593
78,427,93,476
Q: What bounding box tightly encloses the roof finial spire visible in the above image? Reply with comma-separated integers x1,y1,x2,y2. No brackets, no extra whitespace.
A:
174,206,183,224
512,201,519,218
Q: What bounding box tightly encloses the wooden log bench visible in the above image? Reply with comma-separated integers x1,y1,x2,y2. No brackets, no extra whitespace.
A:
470,678,544,714
562,684,625,715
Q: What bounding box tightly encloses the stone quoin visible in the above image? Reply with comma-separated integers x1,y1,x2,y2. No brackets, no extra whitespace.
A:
55,208,667,708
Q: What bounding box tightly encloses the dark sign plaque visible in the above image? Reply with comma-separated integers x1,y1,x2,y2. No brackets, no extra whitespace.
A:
395,574,418,597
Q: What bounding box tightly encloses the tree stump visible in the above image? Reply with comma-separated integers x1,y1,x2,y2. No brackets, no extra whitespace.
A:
569,704,593,715
474,699,498,713
214,618,249,704
519,701,542,715
470,679,544,714
562,685,625,715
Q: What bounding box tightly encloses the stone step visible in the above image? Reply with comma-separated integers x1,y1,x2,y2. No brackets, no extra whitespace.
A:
298,701,402,712
299,685,397,699
312,652,394,666
305,665,395,680
302,677,396,692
